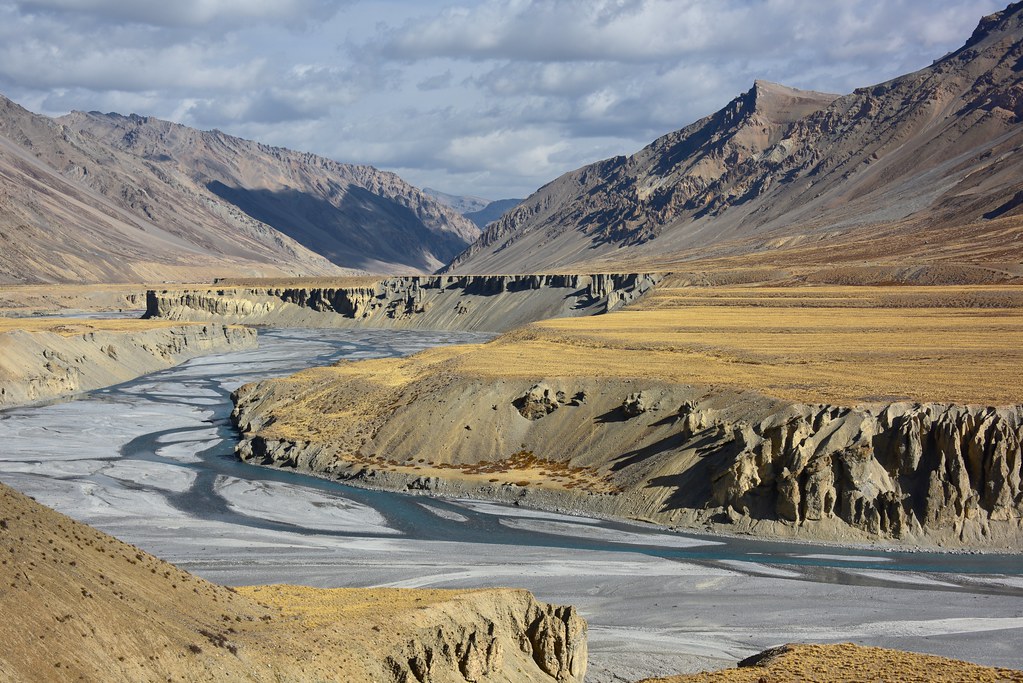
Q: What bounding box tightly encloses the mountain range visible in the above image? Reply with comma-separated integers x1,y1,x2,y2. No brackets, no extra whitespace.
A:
0,100,478,283
445,2,1023,281
2,3,1022,283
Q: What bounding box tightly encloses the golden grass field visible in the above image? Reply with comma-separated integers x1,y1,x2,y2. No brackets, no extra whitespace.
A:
0,317,210,335
449,283,1023,405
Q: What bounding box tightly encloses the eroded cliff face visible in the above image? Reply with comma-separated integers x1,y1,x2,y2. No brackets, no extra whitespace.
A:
0,322,256,408
380,595,587,683
232,369,1023,548
709,402,1023,545
145,273,661,332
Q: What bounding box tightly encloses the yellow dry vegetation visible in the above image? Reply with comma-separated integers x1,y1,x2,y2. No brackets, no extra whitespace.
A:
237,585,474,630
639,642,1023,683
438,284,1023,405
0,318,213,335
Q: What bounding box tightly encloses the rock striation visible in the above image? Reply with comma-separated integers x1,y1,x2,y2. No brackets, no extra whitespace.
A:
145,272,662,332
709,402,1023,545
385,599,586,683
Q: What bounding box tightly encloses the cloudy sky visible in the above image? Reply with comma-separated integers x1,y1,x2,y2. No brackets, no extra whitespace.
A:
0,0,1006,199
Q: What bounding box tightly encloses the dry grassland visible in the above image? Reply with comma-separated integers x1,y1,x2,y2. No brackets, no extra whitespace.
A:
445,284,1023,405
237,585,481,629
639,642,1023,683
0,318,211,335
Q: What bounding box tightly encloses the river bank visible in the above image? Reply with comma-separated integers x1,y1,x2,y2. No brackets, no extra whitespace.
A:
1,328,1021,682
0,317,255,408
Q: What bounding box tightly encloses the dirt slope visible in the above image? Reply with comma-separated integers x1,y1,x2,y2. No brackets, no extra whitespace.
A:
0,482,586,682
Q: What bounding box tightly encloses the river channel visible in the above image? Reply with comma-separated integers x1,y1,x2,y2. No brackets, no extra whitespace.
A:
1,328,1021,681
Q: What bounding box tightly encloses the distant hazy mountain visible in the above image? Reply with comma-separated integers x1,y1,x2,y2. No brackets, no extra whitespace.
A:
464,198,523,229
423,188,490,215
425,188,523,229
445,2,1023,277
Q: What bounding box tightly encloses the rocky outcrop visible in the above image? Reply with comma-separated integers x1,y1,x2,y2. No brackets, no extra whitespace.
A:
385,597,586,683
710,403,1023,544
145,272,662,332
0,322,256,408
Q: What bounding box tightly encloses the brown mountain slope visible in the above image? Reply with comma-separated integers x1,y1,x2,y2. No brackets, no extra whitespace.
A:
60,111,480,273
0,95,347,284
445,2,1023,276
0,482,586,682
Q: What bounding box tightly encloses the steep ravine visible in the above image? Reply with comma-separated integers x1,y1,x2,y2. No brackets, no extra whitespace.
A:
232,373,1023,549
144,273,663,332
0,321,256,408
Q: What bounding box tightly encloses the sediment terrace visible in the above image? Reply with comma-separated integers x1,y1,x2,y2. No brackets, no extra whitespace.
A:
231,281,1023,548
0,318,256,408
145,273,662,331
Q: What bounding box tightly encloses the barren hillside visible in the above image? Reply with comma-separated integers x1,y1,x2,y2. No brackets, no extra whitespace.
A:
63,112,480,273
0,482,586,682
0,93,480,283
446,2,1023,277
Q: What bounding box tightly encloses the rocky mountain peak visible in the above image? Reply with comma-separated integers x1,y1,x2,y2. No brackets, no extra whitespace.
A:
964,0,1023,50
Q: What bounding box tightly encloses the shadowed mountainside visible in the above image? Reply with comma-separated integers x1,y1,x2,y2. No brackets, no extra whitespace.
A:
0,95,480,283
0,95,345,284
445,3,1023,277
60,111,481,274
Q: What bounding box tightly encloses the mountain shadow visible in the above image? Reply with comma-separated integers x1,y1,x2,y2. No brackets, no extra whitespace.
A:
207,182,471,273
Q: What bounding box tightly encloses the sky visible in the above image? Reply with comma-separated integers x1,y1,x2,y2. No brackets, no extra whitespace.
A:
0,0,1007,200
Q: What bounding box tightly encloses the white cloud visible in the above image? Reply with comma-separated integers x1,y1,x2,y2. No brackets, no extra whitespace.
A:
0,0,1011,199
14,0,345,27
